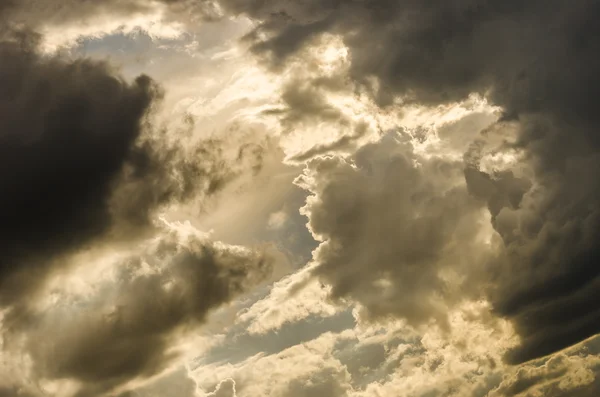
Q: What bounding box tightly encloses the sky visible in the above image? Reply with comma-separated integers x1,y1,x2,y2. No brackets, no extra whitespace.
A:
1,1,600,396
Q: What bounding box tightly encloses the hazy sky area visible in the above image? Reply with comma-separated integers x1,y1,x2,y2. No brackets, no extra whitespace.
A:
1,1,600,396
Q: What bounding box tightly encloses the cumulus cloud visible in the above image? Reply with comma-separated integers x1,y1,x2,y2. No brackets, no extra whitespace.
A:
466,117,600,363
192,299,519,397
344,302,514,397
295,132,491,327
4,0,600,394
206,0,600,363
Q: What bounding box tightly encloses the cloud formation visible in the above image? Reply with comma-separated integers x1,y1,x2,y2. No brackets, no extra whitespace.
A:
0,28,156,304
0,0,221,32
0,28,245,311
192,329,352,397
211,0,600,363
0,23,272,395
3,0,600,394
12,228,274,396
295,133,491,327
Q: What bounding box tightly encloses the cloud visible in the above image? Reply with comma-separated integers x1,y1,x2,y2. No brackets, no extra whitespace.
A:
295,132,491,327
192,330,352,397
205,378,237,397
264,79,347,129
0,0,220,30
0,27,278,397
0,28,157,305
489,340,600,397
10,227,274,396
207,0,600,362
236,264,342,335
344,302,513,397
115,367,198,397
5,0,600,389
191,298,518,397
213,1,599,114
465,117,600,363
187,270,597,397
0,25,267,316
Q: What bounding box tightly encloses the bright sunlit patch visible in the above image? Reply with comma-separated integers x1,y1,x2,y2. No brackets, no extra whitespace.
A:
172,55,281,137
309,34,349,74
236,263,341,335
39,7,186,53
39,379,81,397
267,210,288,230
479,149,524,174
403,95,500,158
267,34,500,164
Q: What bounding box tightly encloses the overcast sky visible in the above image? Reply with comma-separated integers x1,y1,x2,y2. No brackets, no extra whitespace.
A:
1,1,600,396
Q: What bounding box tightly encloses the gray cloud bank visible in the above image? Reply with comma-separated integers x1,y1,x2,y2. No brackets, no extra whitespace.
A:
295,133,488,327
224,0,600,364
0,12,273,396
0,27,157,304
0,27,239,311
3,0,600,388
21,233,273,396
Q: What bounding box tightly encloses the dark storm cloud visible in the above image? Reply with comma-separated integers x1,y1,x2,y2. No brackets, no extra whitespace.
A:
490,339,600,397
22,233,273,396
0,28,154,302
462,117,600,364
215,0,599,111
0,15,276,395
5,0,600,368
264,80,346,128
210,0,600,363
0,28,237,314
